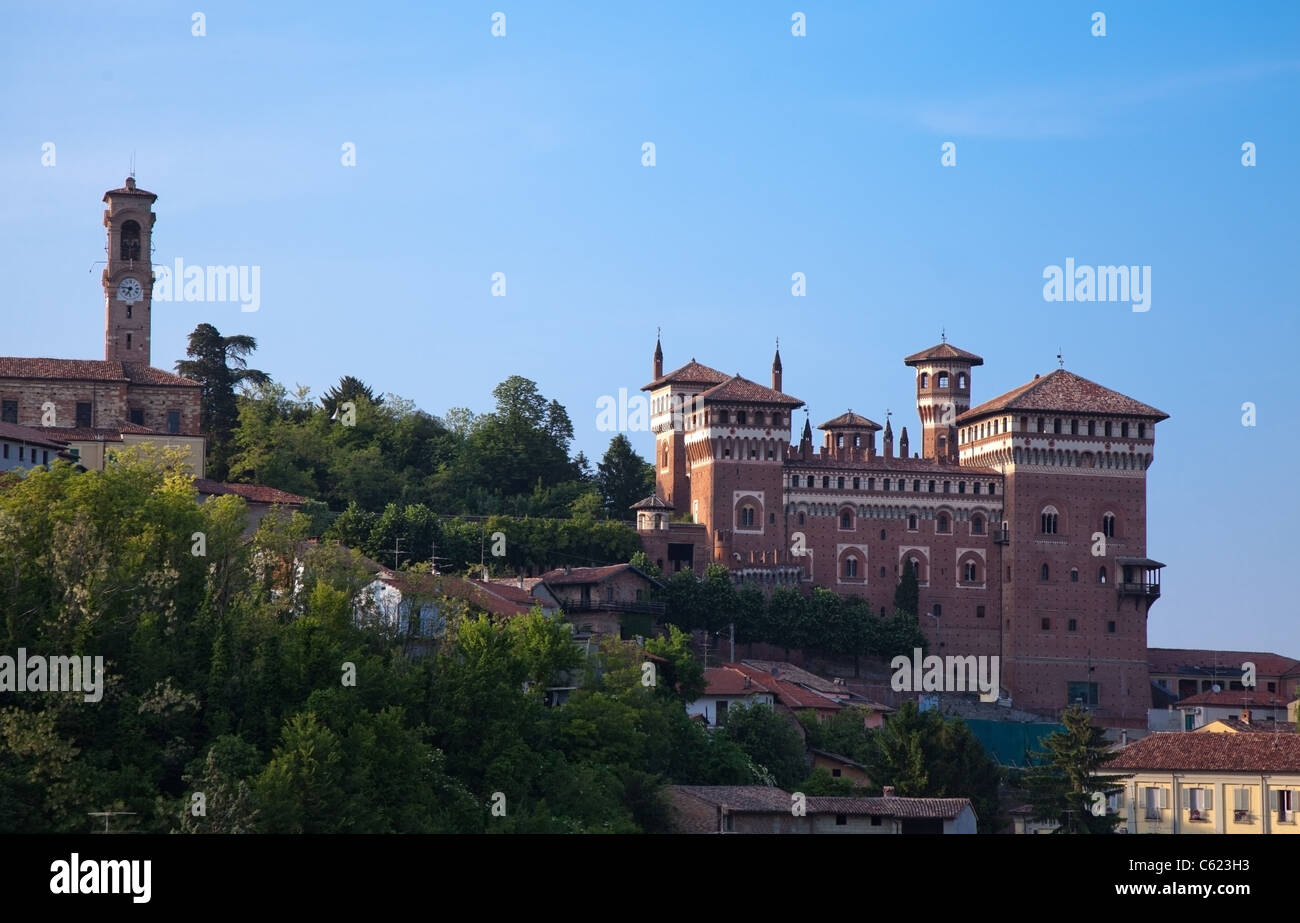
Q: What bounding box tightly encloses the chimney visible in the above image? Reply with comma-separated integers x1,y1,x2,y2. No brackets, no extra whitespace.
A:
518,573,524,589
1241,708,1251,726
882,786,895,798
772,343,783,392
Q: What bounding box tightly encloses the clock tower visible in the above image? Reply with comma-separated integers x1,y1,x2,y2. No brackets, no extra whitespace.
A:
102,176,156,364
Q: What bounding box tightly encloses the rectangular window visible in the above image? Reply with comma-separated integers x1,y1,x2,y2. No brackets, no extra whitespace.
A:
167,411,181,434
1067,618,1077,632
75,402,93,429
715,700,729,727
976,605,985,619
128,407,145,425
1145,787,1164,820
1041,617,1051,630
1274,789,1295,823
18,446,24,461
0,400,16,424
2,444,7,459
853,477,860,490
835,814,847,826
822,477,830,489
1067,681,1099,707
1234,787,1250,819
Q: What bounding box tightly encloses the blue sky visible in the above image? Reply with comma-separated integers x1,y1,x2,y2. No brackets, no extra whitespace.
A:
2,1,1297,654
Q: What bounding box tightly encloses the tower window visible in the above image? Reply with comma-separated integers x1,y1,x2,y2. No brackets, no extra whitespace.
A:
1104,421,1113,437
75,402,92,428
1054,418,1062,434
988,483,996,495
769,512,776,524
840,511,852,529
1098,566,1108,584
1040,564,1050,581
1102,514,1116,537
958,481,966,494
928,480,935,493
822,476,830,489
937,514,950,533
1068,618,1077,632
740,506,755,527
1041,617,1051,630
1037,417,1045,433
1070,568,1078,583
126,333,132,350
798,512,805,524
920,372,929,388
958,373,966,389
1107,620,1116,633
791,475,800,488
971,515,984,534
937,372,949,388
908,514,918,530
880,568,886,579
963,561,977,581
853,477,860,489
913,480,920,491
843,556,858,578
119,220,141,261
883,479,890,491
932,603,942,617
942,481,950,493
126,304,132,319
973,482,980,495
1121,422,1129,437
976,605,985,618
1040,507,1059,534
1138,423,1147,438
837,477,845,489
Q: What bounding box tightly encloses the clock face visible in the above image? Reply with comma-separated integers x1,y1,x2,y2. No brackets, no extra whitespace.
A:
117,277,143,304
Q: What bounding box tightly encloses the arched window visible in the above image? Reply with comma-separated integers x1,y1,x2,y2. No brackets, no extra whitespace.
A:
971,515,984,535
1098,566,1108,584
920,372,929,388
843,556,858,578
958,373,966,388
741,506,755,527
909,558,920,578
937,513,950,533
1040,506,1059,534
798,512,805,525
1102,513,1116,537
880,567,886,578
1070,568,1078,583
791,475,800,488
963,561,977,581
840,510,853,529
937,371,950,388
1040,563,1050,581
908,514,918,530
120,220,141,260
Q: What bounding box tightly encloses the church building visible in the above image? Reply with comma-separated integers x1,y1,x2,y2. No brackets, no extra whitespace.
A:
637,336,1168,727
0,178,204,474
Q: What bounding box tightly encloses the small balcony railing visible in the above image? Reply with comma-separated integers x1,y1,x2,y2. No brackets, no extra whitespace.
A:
1118,582,1161,599
563,599,666,615
993,527,1010,545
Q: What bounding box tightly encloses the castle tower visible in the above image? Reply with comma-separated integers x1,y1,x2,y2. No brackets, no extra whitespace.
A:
643,341,728,513
957,367,1168,726
103,177,157,364
772,343,783,392
903,340,983,462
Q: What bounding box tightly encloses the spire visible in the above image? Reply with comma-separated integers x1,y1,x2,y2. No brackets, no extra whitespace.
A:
772,338,783,392
653,328,663,379
883,411,894,459
899,426,909,458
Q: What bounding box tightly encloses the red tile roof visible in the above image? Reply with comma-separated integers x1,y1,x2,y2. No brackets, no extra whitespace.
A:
0,421,68,449
700,375,803,408
703,666,772,697
806,796,973,820
642,359,730,392
103,177,157,199
902,343,984,366
630,493,673,510
194,479,308,505
818,411,882,431
960,369,1167,421
669,786,793,813
0,357,198,388
1149,648,1300,679
1200,718,1297,733
540,563,657,586
1105,731,1300,773
730,663,843,712
1174,690,1291,708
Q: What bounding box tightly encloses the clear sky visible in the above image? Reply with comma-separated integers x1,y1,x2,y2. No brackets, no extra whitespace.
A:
3,1,1297,655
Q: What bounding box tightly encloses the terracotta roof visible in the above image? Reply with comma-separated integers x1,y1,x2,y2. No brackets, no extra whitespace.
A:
703,666,771,697
809,749,868,770
540,563,661,587
669,786,792,813
818,411,882,431
960,369,1167,422
103,177,157,199
806,796,973,820
37,427,125,442
1199,718,1297,734
367,570,535,619
1174,690,1290,708
0,357,198,388
1105,731,1300,773
731,663,843,711
630,493,673,510
642,359,730,391
1149,648,1300,678
0,421,68,449
903,343,984,366
194,479,308,505
700,375,803,408
739,660,843,695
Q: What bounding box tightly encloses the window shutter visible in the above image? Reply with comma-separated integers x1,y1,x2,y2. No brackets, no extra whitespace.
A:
1181,788,1189,810
1235,788,1248,812
1160,788,1167,810
1270,789,1279,812
1205,788,1213,811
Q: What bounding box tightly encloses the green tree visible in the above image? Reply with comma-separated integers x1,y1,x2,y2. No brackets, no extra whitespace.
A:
595,435,654,519
1025,705,1124,833
723,703,808,789
893,561,919,618
320,375,383,417
175,323,271,481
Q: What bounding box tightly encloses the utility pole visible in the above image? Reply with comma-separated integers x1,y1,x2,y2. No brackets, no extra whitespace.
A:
390,536,407,571
88,811,136,833
730,621,735,663
429,539,450,575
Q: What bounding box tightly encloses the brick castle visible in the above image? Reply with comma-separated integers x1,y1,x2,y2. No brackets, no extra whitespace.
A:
636,337,1168,727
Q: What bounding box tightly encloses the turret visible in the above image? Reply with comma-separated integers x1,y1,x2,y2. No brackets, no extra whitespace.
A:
903,338,984,462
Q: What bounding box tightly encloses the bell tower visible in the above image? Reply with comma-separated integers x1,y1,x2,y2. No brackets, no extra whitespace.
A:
102,176,157,364
903,338,983,462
